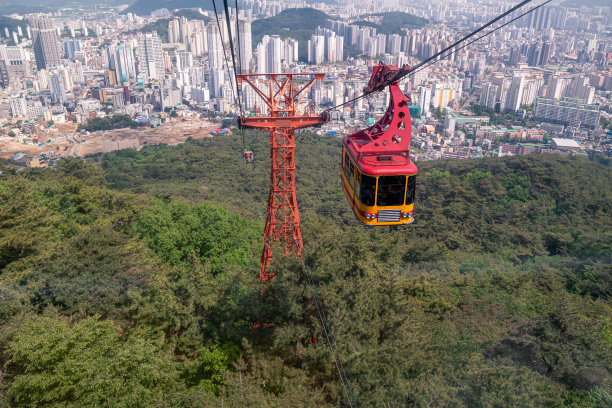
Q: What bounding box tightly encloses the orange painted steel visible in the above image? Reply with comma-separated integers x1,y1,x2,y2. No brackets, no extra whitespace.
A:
238,73,327,280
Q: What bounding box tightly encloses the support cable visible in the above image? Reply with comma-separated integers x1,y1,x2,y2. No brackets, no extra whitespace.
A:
297,256,358,408
390,0,535,85
221,0,244,118
323,0,545,113
211,0,238,106
403,0,553,80
212,0,248,158
234,0,243,76
233,0,248,153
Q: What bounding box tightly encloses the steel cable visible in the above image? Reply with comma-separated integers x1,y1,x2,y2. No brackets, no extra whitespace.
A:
297,255,358,408
323,0,546,113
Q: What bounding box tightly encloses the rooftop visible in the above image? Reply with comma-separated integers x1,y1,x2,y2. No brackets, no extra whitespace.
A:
551,138,580,148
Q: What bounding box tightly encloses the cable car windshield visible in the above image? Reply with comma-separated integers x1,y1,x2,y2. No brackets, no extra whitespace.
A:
377,175,406,206
359,174,376,206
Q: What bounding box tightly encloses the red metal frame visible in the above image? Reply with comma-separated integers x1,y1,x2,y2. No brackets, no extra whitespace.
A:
343,65,416,175
238,73,327,280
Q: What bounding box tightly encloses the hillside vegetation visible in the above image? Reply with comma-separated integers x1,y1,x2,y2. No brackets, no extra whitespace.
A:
352,12,429,36
78,114,138,132
123,0,216,16
0,16,27,35
0,132,610,407
252,8,338,62
128,9,209,43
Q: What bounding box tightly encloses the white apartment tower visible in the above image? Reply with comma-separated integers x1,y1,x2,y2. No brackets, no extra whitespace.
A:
206,23,224,70
308,35,325,65
237,19,252,73
50,73,66,104
9,97,27,117
107,42,137,85
506,74,525,112
137,33,164,80
29,16,62,70
177,51,193,72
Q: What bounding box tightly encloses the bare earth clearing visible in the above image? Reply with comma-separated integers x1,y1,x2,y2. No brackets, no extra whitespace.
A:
0,117,220,159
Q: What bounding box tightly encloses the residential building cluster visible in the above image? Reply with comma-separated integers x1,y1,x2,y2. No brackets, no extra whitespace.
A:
0,0,609,167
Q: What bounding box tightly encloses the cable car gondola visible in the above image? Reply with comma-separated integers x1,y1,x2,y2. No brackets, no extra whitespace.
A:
341,64,417,226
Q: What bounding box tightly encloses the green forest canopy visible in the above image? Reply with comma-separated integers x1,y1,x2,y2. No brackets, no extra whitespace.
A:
251,8,333,62
0,133,611,407
0,16,27,35
352,12,429,36
122,0,216,16
129,9,210,42
77,114,138,132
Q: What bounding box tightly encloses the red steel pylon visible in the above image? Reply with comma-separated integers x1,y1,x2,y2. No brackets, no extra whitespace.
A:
237,73,327,280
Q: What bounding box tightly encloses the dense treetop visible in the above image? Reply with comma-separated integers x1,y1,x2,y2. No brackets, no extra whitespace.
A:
78,114,139,132
0,132,610,406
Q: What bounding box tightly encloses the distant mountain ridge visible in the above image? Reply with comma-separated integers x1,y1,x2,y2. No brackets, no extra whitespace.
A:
251,8,427,62
352,12,429,36
122,0,216,16
251,8,333,61
127,9,210,42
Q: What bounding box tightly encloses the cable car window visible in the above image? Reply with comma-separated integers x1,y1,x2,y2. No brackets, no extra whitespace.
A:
359,174,376,206
377,175,406,206
348,161,355,189
343,152,350,180
406,175,416,205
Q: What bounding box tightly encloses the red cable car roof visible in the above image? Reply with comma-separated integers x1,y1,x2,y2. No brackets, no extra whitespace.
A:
343,65,417,176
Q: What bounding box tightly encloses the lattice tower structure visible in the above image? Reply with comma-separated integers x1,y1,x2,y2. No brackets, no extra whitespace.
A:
237,73,327,280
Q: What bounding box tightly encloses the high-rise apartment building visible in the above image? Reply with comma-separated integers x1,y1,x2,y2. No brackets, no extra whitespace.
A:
63,39,82,59
0,45,29,87
107,42,137,84
29,16,62,70
137,33,164,80
50,73,66,104
308,35,325,65
508,46,520,67
388,34,402,56
177,51,193,72
237,19,252,73
534,97,601,128
284,38,299,65
266,35,282,74
540,42,552,66
206,23,224,70
419,87,431,114
256,42,266,74
168,18,180,44
9,97,27,117
208,68,225,98
479,83,499,110
506,75,525,112
527,43,542,67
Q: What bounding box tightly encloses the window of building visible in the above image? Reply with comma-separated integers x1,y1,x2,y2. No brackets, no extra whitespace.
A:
359,173,376,206
406,175,416,205
377,175,406,206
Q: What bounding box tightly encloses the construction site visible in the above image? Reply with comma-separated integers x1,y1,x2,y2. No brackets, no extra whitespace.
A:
0,117,220,160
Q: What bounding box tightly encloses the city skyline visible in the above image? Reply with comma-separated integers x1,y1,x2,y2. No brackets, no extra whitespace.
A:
0,0,610,165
